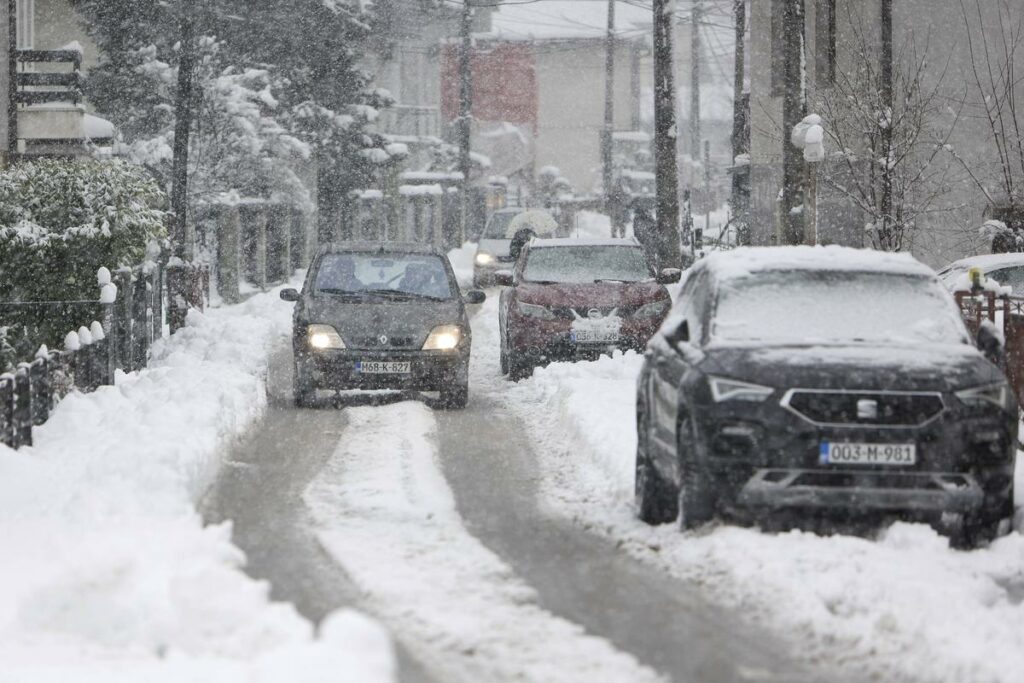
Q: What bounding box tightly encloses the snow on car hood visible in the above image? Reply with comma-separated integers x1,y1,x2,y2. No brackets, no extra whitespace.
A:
700,343,1001,393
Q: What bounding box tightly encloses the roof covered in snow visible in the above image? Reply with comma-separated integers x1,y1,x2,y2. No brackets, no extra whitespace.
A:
700,246,938,280
486,1,650,41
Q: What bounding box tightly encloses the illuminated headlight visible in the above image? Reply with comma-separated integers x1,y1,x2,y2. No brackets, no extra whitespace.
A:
956,382,1014,411
708,376,774,402
634,298,671,319
307,324,345,350
517,301,555,320
423,324,462,350
475,251,495,265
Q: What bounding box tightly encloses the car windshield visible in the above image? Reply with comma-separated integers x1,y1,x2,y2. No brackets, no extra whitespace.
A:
314,252,453,299
712,270,969,345
522,245,652,283
482,212,517,239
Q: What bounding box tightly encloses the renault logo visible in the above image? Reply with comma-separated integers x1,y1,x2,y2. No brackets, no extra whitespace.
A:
379,335,389,345
857,399,879,420
587,308,602,319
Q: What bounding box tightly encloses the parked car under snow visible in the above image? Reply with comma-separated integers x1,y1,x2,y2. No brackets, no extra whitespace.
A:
635,246,1017,547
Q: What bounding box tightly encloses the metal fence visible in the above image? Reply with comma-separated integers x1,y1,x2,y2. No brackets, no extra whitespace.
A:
0,263,166,449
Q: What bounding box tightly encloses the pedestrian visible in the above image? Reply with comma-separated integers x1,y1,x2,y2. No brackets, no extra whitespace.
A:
633,207,657,268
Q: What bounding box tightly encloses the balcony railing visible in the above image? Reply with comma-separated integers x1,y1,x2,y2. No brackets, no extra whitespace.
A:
15,49,83,106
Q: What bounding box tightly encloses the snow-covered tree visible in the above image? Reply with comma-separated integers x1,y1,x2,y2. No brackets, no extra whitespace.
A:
816,29,966,252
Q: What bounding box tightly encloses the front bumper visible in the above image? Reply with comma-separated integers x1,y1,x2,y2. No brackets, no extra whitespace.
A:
507,318,661,361
301,348,467,391
737,468,985,513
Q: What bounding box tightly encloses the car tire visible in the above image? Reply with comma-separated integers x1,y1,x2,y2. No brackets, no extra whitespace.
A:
954,490,1014,549
508,352,533,382
635,400,679,525
677,413,715,531
293,361,316,408
440,381,469,410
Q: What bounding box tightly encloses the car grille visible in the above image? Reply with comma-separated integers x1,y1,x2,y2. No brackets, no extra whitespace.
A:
550,306,632,320
782,390,945,427
347,335,417,349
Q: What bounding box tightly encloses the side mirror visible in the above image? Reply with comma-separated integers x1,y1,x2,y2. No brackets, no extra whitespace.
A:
464,289,486,305
280,288,301,302
495,270,515,287
977,321,1005,366
666,318,690,345
657,268,682,285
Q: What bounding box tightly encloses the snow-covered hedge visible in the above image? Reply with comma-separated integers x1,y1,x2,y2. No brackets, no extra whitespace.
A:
0,159,167,363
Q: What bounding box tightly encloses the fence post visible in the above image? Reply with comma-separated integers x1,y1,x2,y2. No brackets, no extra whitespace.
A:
131,273,148,369
254,208,268,291
217,204,241,304
64,330,81,392
30,351,50,426
114,270,133,370
0,376,13,448
13,365,31,448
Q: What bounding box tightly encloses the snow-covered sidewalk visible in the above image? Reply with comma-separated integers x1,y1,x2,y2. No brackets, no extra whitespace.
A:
469,293,1024,683
304,401,661,683
0,286,394,682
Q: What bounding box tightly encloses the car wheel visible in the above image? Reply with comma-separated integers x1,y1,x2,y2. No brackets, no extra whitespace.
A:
439,380,469,410
953,489,1014,549
677,413,715,531
508,352,533,382
293,361,316,408
635,399,679,525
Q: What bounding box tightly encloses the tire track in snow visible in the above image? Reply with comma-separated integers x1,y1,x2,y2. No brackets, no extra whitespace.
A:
304,401,662,683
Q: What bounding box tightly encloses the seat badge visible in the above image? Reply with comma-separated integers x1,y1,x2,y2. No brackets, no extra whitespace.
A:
857,399,879,420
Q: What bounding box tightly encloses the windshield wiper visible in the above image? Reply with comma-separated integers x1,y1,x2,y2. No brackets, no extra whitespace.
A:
593,278,635,283
318,288,380,300
524,279,560,285
368,288,448,301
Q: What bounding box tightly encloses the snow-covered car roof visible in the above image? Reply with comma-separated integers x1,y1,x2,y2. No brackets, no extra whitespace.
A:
700,245,937,280
936,252,1024,275
528,237,641,248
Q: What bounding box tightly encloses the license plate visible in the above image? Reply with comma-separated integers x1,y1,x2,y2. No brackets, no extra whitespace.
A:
819,441,917,466
571,329,620,344
355,360,411,374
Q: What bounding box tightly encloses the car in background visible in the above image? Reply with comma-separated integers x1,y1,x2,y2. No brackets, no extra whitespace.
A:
936,253,1024,293
473,208,557,287
635,246,1017,548
280,242,486,409
497,237,680,380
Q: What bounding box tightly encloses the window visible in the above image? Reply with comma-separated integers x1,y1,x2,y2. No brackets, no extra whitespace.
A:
16,0,34,50
770,0,785,97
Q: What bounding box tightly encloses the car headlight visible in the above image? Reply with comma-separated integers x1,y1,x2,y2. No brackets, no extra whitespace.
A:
517,301,556,320
423,324,462,350
307,324,345,350
475,251,495,265
708,376,774,402
956,382,1014,411
634,299,671,319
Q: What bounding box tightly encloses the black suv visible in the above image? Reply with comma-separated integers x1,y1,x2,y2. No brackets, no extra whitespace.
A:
635,247,1017,546
280,242,485,409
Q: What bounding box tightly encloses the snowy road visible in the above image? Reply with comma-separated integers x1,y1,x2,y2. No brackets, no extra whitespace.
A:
203,295,828,683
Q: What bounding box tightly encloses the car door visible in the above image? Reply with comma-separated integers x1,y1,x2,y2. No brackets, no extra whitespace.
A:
647,270,709,481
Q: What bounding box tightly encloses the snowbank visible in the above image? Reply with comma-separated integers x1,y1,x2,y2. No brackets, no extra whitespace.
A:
0,285,394,681
499,345,1024,683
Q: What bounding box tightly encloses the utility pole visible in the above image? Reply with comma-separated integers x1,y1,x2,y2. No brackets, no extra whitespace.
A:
652,0,681,269
457,0,473,244
7,0,18,161
779,0,805,245
602,0,616,234
171,0,196,262
689,0,701,160
879,0,893,245
730,0,749,244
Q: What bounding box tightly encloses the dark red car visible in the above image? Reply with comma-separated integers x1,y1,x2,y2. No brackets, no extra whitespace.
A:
497,238,680,380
